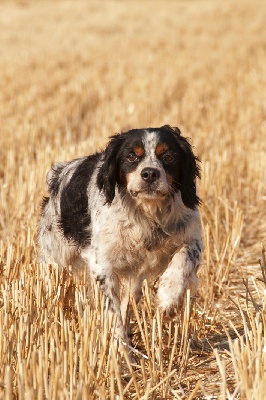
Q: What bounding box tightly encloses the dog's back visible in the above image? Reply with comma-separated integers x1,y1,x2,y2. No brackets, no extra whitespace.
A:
39,154,101,270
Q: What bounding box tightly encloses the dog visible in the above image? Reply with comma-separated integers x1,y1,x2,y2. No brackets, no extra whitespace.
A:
38,125,202,360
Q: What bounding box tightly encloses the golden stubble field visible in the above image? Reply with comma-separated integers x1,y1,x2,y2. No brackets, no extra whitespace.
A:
0,0,265,398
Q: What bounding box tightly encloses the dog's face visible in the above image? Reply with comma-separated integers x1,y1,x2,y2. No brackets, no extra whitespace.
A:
119,130,181,200
97,125,200,209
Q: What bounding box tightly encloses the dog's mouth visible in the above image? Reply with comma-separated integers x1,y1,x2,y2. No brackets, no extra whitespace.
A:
130,188,168,199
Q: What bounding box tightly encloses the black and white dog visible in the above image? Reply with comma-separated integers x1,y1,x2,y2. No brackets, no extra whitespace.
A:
39,125,202,358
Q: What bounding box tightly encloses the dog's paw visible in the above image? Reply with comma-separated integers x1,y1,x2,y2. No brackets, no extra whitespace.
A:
157,287,184,321
161,305,180,321
159,297,184,321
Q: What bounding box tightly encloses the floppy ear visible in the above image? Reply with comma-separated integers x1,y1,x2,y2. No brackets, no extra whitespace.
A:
178,136,201,209
97,134,122,205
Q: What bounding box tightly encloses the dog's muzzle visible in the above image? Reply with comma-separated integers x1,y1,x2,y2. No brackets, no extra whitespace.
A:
141,167,160,184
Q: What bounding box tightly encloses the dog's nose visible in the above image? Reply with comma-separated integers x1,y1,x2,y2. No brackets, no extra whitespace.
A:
141,167,160,183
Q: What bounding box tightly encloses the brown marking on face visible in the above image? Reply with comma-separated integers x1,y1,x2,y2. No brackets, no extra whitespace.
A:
155,143,169,156
133,146,145,157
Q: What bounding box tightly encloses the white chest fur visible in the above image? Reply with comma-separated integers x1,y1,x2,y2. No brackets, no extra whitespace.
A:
87,192,195,281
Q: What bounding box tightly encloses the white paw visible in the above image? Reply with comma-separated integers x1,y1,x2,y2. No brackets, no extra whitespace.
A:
157,278,186,320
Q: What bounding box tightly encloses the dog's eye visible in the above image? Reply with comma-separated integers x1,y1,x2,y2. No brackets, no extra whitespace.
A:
126,153,139,162
162,152,174,164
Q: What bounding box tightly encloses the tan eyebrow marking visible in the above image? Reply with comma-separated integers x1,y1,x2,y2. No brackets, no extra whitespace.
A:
155,143,169,155
133,146,145,157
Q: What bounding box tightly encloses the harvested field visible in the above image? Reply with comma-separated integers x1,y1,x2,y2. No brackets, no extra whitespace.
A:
0,0,265,398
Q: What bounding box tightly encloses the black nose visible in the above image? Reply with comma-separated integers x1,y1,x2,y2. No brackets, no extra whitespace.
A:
141,167,160,183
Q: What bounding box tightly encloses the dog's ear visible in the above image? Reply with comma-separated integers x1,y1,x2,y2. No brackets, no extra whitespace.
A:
178,136,201,209
97,134,122,205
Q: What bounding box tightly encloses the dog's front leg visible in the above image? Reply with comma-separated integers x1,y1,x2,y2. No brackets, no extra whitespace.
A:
120,277,143,338
95,272,139,363
92,270,126,341
85,253,134,363
157,240,202,319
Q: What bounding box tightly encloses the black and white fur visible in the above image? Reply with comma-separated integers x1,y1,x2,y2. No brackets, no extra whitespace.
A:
39,125,202,359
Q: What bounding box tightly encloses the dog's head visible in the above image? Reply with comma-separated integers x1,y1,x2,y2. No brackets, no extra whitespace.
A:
97,125,200,209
